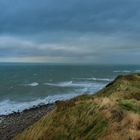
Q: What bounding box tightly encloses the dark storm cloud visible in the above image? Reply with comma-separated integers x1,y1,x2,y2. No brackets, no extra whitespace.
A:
0,0,140,63
0,0,140,34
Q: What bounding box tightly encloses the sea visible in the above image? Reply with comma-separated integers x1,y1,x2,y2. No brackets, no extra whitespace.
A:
0,63,140,115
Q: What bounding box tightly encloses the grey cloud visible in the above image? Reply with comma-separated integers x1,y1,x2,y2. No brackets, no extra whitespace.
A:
0,36,97,58
0,32,139,59
0,0,140,64
0,0,140,34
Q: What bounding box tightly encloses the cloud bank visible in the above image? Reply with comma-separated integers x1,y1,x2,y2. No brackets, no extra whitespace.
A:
0,0,140,64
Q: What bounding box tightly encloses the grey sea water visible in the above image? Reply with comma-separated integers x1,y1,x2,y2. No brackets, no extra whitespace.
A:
0,63,140,115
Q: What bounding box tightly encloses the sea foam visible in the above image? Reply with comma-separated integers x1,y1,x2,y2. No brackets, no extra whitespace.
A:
0,93,89,115
0,82,106,115
44,81,105,88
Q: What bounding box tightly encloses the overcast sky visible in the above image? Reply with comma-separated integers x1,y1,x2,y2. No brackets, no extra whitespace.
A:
0,0,140,64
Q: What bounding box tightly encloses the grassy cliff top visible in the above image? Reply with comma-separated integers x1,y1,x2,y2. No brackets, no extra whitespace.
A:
13,74,140,140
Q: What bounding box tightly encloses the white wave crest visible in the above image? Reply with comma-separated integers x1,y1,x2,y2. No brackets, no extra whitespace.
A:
0,81,106,115
44,81,106,88
24,82,39,87
73,77,112,82
113,70,131,73
44,81,73,87
135,70,140,72
0,91,94,116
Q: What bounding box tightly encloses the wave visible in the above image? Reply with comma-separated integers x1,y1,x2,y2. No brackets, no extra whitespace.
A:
44,81,106,88
91,78,112,82
0,87,104,116
44,81,73,87
73,77,112,82
24,82,39,87
134,70,140,72
0,81,106,115
114,70,140,73
113,70,131,73
0,90,96,116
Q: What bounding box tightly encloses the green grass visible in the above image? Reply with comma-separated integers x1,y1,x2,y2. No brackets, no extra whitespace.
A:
131,83,140,89
119,100,140,114
91,120,108,139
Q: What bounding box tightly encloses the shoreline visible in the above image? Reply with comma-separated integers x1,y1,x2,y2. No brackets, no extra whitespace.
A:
0,103,55,140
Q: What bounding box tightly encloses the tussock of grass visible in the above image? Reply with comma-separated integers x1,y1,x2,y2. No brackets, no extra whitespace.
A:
13,74,140,140
119,100,140,114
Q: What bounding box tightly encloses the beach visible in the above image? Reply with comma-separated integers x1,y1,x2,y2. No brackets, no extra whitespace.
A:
0,103,55,140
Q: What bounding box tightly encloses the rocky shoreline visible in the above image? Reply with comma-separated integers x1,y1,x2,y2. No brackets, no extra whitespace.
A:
0,103,55,140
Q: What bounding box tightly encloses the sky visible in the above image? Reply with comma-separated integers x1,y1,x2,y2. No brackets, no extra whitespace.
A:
0,0,140,64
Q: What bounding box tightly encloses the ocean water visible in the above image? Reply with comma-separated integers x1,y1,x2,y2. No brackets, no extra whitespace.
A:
0,63,140,115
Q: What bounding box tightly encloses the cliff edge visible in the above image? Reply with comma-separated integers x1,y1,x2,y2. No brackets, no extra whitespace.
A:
13,74,140,140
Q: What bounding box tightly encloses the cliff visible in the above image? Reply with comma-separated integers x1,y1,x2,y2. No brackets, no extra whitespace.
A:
13,74,140,140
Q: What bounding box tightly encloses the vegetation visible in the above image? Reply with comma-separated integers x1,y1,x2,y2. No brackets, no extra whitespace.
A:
119,99,140,114
13,74,140,140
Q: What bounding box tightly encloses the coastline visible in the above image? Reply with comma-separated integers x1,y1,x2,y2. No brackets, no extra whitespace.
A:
0,103,55,140
12,73,140,140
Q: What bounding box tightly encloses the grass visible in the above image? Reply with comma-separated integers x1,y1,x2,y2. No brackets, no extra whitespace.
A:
13,100,108,140
81,121,107,140
119,100,140,114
